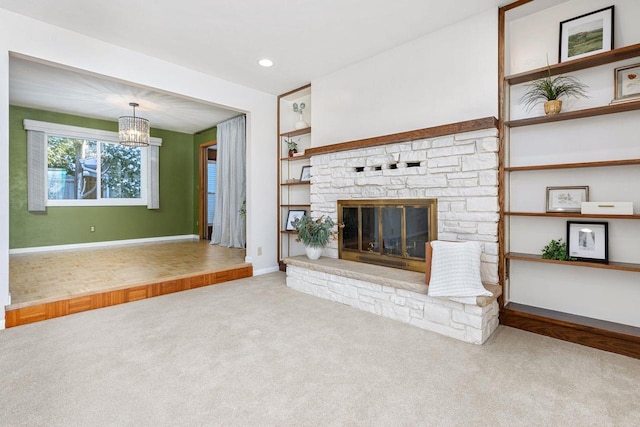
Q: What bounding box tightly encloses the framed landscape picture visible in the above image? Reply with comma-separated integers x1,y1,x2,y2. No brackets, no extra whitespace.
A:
559,6,614,63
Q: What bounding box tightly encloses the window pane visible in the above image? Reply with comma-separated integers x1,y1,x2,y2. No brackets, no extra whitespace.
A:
207,162,216,224
100,143,141,199
405,206,428,259
382,207,402,256
361,207,379,253
47,137,97,199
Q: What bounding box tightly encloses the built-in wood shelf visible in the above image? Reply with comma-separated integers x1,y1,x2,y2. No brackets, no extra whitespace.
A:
506,252,640,273
280,127,311,137
505,212,640,220
280,230,299,235
501,302,640,359
280,204,311,208
505,43,640,85
505,158,640,172
505,100,640,128
280,181,309,186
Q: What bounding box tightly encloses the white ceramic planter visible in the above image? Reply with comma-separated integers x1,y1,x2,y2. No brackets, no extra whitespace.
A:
305,246,322,260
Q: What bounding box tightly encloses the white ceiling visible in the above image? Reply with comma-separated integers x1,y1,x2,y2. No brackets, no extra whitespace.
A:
9,57,240,134
1,0,516,133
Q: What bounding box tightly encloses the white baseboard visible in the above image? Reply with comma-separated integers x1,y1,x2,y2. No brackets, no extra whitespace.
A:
253,266,280,276
9,234,200,254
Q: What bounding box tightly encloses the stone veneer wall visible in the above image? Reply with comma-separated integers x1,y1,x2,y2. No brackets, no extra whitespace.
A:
309,127,500,284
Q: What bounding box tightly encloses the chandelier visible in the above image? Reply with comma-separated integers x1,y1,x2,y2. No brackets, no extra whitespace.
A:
119,102,149,147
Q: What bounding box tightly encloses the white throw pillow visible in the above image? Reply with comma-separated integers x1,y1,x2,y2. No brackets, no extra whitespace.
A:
427,241,491,301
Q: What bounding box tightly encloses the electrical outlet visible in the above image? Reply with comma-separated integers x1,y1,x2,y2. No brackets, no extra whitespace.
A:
257,247,262,256
90,226,95,232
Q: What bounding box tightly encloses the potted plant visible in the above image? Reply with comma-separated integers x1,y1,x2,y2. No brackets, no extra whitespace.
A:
286,138,298,157
541,238,575,261
520,67,588,115
294,215,340,260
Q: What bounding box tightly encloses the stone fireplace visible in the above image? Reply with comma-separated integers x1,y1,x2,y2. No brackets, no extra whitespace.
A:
310,126,499,284
338,198,437,272
285,120,501,344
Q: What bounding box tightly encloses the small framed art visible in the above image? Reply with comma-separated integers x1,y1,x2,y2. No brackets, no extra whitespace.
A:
566,221,608,263
286,210,306,231
546,186,589,213
613,63,640,103
300,165,311,182
559,6,614,63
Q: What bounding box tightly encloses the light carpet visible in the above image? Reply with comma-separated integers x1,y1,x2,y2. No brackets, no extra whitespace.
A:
0,272,638,426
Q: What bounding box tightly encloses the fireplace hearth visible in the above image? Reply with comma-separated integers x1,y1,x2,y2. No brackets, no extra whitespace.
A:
338,199,437,272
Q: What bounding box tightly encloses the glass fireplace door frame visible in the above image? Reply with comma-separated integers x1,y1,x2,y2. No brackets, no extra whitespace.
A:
338,199,437,272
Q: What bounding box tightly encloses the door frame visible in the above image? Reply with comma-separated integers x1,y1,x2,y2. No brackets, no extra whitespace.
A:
198,140,216,240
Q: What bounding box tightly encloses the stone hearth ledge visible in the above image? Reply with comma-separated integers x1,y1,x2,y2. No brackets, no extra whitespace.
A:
284,256,501,344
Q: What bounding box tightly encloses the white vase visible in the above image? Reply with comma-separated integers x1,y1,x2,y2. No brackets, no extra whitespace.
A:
305,246,322,260
294,113,308,130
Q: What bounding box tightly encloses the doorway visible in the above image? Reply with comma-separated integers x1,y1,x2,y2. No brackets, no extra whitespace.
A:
199,141,217,240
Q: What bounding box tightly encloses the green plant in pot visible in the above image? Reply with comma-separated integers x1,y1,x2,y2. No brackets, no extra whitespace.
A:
286,138,298,157
520,67,588,115
294,215,341,260
541,238,576,261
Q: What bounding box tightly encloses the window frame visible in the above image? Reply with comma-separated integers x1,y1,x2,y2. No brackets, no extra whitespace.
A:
24,119,162,208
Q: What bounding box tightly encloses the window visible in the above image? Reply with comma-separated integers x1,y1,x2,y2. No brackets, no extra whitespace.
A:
207,161,216,224
47,136,143,203
24,119,162,210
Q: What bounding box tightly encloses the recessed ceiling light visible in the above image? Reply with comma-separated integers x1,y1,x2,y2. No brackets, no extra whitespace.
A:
258,58,274,68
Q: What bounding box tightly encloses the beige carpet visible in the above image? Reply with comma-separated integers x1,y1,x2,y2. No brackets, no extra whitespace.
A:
0,272,638,426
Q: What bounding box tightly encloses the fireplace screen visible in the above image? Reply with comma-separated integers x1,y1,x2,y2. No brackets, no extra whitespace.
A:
338,199,437,272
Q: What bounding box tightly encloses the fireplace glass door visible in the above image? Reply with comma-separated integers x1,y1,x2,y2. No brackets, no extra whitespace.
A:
338,199,437,272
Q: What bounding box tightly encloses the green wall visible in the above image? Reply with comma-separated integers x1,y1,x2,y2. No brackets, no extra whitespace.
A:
192,127,217,234
9,106,196,248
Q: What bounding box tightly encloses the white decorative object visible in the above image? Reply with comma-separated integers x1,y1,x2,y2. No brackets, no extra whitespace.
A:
293,102,308,129
427,241,491,304
305,246,322,260
581,202,633,215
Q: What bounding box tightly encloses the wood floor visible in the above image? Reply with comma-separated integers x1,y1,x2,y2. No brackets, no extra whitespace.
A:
7,240,252,327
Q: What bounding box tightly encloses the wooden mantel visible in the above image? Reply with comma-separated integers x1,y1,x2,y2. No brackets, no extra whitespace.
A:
305,116,498,157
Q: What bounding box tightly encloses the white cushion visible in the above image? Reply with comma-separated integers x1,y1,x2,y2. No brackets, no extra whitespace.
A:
427,241,491,302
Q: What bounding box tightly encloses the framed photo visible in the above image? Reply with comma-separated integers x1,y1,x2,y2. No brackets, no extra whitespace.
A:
567,221,608,263
286,210,306,231
300,165,311,182
559,6,614,63
613,63,640,102
546,186,589,212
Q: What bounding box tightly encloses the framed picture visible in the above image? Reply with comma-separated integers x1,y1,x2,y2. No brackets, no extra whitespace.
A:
300,165,311,182
613,63,640,102
566,221,608,263
285,210,306,231
559,6,614,63
546,186,589,212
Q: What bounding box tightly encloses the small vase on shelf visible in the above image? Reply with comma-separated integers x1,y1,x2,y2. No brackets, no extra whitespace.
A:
293,102,308,129
294,114,308,130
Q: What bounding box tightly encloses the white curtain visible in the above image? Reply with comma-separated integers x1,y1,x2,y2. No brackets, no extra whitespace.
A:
211,115,246,248
27,130,47,212
147,145,160,209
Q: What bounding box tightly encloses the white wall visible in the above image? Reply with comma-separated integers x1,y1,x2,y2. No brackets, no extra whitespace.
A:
311,8,498,147
0,9,278,326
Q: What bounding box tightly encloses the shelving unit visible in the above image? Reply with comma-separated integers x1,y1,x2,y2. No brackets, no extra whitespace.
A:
277,84,312,270
500,1,640,358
